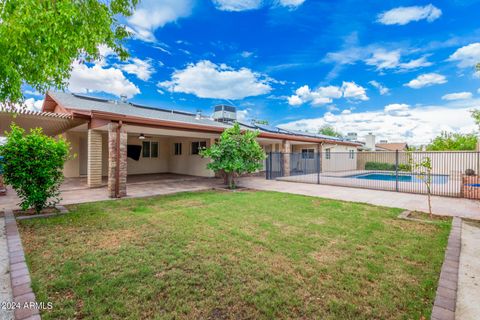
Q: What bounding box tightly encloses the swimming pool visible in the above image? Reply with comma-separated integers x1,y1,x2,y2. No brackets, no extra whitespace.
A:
349,172,449,184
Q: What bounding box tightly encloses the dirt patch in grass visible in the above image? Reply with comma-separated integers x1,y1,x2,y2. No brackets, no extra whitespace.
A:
408,211,451,222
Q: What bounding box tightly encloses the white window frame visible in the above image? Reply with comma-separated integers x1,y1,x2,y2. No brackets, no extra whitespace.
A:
325,148,331,160
174,142,182,156
191,141,207,155
349,150,355,159
301,148,315,159
142,141,159,158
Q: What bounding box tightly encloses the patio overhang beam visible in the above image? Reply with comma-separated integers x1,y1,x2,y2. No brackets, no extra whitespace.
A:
0,110,87,136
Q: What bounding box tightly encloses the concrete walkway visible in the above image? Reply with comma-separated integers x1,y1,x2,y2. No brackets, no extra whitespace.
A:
239,177,480,219
0,217,13,320
456,221,480,320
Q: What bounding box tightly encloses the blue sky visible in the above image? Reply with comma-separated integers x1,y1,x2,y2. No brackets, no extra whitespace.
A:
24,0,480,144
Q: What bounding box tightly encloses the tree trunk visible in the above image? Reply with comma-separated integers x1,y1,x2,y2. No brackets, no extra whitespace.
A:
427,184,432,219
226,173,236,189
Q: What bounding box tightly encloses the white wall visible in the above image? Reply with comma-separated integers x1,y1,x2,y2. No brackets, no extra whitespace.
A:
166,137,215,177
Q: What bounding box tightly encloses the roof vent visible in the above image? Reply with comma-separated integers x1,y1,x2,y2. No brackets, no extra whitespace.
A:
213,105,236,123
195,109,202,120
120,95,128,103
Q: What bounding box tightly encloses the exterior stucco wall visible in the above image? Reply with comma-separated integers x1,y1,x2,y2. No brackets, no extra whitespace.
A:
321,144,357,172
167,137,215,177
126,136,169,175
63,131,82,178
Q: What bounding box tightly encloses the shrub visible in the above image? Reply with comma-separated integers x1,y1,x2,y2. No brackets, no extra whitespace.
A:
0,124,70,213
200,123,266,189
365,162,396,171
365,161,411,172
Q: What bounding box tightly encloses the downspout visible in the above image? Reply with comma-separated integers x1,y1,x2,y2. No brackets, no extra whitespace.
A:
115,121,122,198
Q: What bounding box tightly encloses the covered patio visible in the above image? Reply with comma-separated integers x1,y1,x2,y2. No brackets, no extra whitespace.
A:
1,173,222,211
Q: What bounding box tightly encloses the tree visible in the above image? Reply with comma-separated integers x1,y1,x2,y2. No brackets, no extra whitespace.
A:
0,124,70,213
200,123,266,189
0,0,138,107
408,154,433,219
318,125,342,138
472,109,480,129
426,131,477,151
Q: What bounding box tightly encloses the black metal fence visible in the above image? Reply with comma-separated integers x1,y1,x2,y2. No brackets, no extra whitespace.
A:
265,151,480,198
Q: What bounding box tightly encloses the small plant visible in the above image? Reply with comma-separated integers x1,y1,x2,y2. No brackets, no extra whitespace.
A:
0,124,70,213
200,123,266,189
465,169,476,176
408,153,433,218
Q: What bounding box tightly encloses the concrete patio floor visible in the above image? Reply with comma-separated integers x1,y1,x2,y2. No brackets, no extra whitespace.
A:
0,174,222,211
239,177,480,220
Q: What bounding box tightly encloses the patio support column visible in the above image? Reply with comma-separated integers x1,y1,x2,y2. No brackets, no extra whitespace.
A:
87,129,103,188
282,140,291,176
108,122,127,198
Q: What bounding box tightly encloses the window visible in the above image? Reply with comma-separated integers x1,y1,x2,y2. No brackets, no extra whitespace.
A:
142,141,150,158
151,142,158,158
325,148,331,160
191,141,207,155
349,150,355,159
301,149,314,159
142,141,158,158
174,143,182,155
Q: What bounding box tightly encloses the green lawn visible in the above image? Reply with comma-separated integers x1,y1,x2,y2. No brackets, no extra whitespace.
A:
19,190,450,319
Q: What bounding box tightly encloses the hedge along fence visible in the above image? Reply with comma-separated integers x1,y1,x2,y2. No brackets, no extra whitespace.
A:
364,161,411,172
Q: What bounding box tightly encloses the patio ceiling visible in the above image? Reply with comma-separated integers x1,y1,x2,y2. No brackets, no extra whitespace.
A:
0,110,87,136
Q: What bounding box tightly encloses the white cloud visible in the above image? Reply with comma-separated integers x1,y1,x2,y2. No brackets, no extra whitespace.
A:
448,43,480,68
212,0,305,11
404,73,447,89
96,45,116,66
398,56,433,70
441,92,473,101
127,0,193,42
236,109,250,122
384,103,411,116
23,98,44,111
241,51,254,58
68,62,140,98
119,58,155,81
365,49,401,70
368,80,390,95
212,0,262,11
325,45,432,74
276,0,305,8
288,82,368,106
287,85,343,106
158,60,272,100
341,81,368,101
279,101,478,145
377,4,442,26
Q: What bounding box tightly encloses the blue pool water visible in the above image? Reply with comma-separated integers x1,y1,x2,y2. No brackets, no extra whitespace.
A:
350,172,449,184
467,184,480,187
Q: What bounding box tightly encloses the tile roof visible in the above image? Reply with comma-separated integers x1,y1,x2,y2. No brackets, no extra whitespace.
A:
375,142,408,151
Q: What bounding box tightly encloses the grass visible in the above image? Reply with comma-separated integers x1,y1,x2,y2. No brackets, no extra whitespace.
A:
19,190,451,320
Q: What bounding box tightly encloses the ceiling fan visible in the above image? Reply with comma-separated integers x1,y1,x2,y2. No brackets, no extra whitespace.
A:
138,133,153,140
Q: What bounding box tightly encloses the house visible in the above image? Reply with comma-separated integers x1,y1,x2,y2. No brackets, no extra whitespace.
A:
0,92,360,198
375,142,409,151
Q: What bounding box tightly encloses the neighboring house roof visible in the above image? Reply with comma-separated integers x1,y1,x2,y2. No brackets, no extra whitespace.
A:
375,142,408,151
44,92,360,146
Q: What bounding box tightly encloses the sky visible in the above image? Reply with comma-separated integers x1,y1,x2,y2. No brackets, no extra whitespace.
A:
23,0,480,145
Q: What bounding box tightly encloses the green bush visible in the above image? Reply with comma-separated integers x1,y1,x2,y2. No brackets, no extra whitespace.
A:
0,124,70,213
200,123,265,189
365,162,411,172
365,162,396,171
